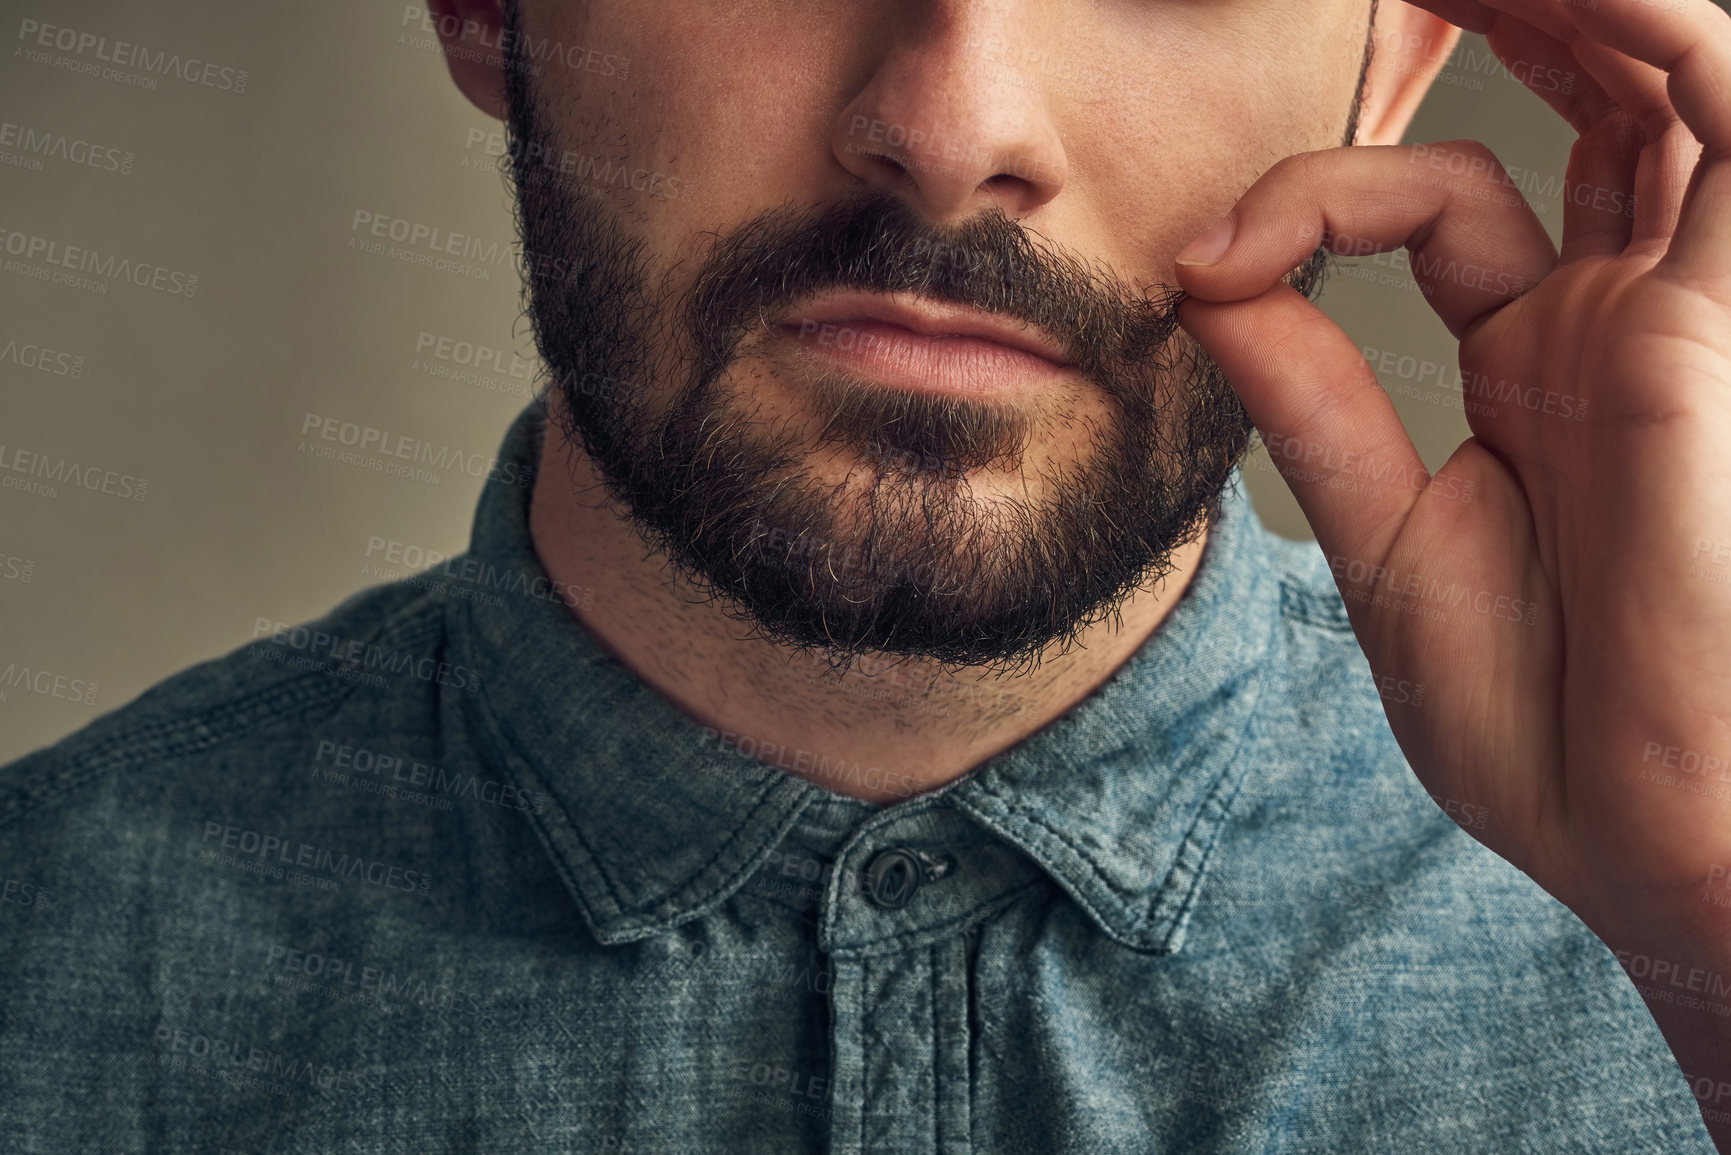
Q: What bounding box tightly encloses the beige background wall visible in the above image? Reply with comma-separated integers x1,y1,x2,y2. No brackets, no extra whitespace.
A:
0,3,1655,763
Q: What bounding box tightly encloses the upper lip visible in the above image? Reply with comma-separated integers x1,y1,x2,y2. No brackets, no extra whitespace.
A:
779,291,1073,367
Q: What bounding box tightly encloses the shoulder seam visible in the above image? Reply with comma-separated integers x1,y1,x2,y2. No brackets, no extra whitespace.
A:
0,601,446,830
0,675,355,831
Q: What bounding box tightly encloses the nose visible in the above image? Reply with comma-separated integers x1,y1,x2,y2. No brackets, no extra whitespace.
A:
830,3,1068,224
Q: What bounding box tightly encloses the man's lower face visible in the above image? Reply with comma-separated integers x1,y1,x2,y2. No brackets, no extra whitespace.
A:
506,67,1319,670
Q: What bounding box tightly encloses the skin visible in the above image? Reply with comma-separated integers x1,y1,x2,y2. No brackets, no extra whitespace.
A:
1171,0,1731,1143
431,0,1451,800
433,0,1731,1145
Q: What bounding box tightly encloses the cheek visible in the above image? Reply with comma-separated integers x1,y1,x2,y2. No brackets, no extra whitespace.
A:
1054,38,1361,280
532,5,851,285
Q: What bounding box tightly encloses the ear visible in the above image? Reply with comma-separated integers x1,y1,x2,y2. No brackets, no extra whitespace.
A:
1354,2,1463,146
429,0,509,121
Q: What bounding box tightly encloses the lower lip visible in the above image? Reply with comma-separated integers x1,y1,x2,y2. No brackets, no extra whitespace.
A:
776,319,1071,398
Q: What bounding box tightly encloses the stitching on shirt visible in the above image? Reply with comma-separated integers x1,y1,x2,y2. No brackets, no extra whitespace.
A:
0,677,349,829
458,681,631,921
962,666,1268,945
969,782,1151,905
830,877,1045,958
729,885,819,917
0,603,446,829
491,694,801,930
1278,574,1354,632
478,709,800,939
661,780,805,911
860,953,869,1153
1137,658,1271,948
990,793,1190,941
452,615,770,928
1145,727,1259,944
930,941,940,1148
956,792,1135,949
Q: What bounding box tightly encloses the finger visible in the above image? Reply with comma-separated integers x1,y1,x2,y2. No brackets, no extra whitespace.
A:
1407,0,1500,34
1630,119,1706,254
1556,35,1704,253
1484,0,1731,145
1487,11,1676,140
1486,14,1704,252
1175,144,1557,340
1179,287,1430,585
1556,113,1647,261
1481,0,1731,275
1485,18,1643,257
1481,16,1618,135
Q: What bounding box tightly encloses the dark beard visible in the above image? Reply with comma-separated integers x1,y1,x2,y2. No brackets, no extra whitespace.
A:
499,9,1329,672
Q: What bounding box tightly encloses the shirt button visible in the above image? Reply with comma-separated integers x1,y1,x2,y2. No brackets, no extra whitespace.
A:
860,847,957,910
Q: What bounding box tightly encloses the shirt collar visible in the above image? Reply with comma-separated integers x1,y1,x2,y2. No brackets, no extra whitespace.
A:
453,401,1280,953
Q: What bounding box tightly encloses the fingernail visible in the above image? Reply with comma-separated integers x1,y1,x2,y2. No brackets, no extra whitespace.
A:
1175,213,1236,266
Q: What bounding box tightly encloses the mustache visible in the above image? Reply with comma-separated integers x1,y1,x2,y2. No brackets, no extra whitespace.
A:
682,189,1192,396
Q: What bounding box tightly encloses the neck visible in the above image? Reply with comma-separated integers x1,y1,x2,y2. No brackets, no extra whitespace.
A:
526,404,1212,805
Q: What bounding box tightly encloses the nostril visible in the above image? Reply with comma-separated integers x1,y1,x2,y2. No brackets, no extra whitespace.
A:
864,150,908,179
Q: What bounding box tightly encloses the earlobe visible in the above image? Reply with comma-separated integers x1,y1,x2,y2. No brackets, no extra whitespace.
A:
1354,3,1463,147
428,0,510,121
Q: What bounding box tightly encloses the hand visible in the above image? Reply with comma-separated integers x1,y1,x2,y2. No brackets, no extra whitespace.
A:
1173,0,1731,1141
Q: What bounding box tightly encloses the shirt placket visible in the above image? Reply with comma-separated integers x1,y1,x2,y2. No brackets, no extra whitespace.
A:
819,801,1044,1155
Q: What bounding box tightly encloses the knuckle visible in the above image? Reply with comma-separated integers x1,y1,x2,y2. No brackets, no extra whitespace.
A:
1271,148,1327,186
1411,138,1510,190
1460,140,1502,177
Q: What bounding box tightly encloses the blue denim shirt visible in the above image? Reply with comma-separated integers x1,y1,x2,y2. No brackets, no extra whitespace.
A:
0,401,1711,1153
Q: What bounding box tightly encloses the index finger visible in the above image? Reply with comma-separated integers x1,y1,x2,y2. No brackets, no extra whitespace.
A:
1403,0,1500,34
